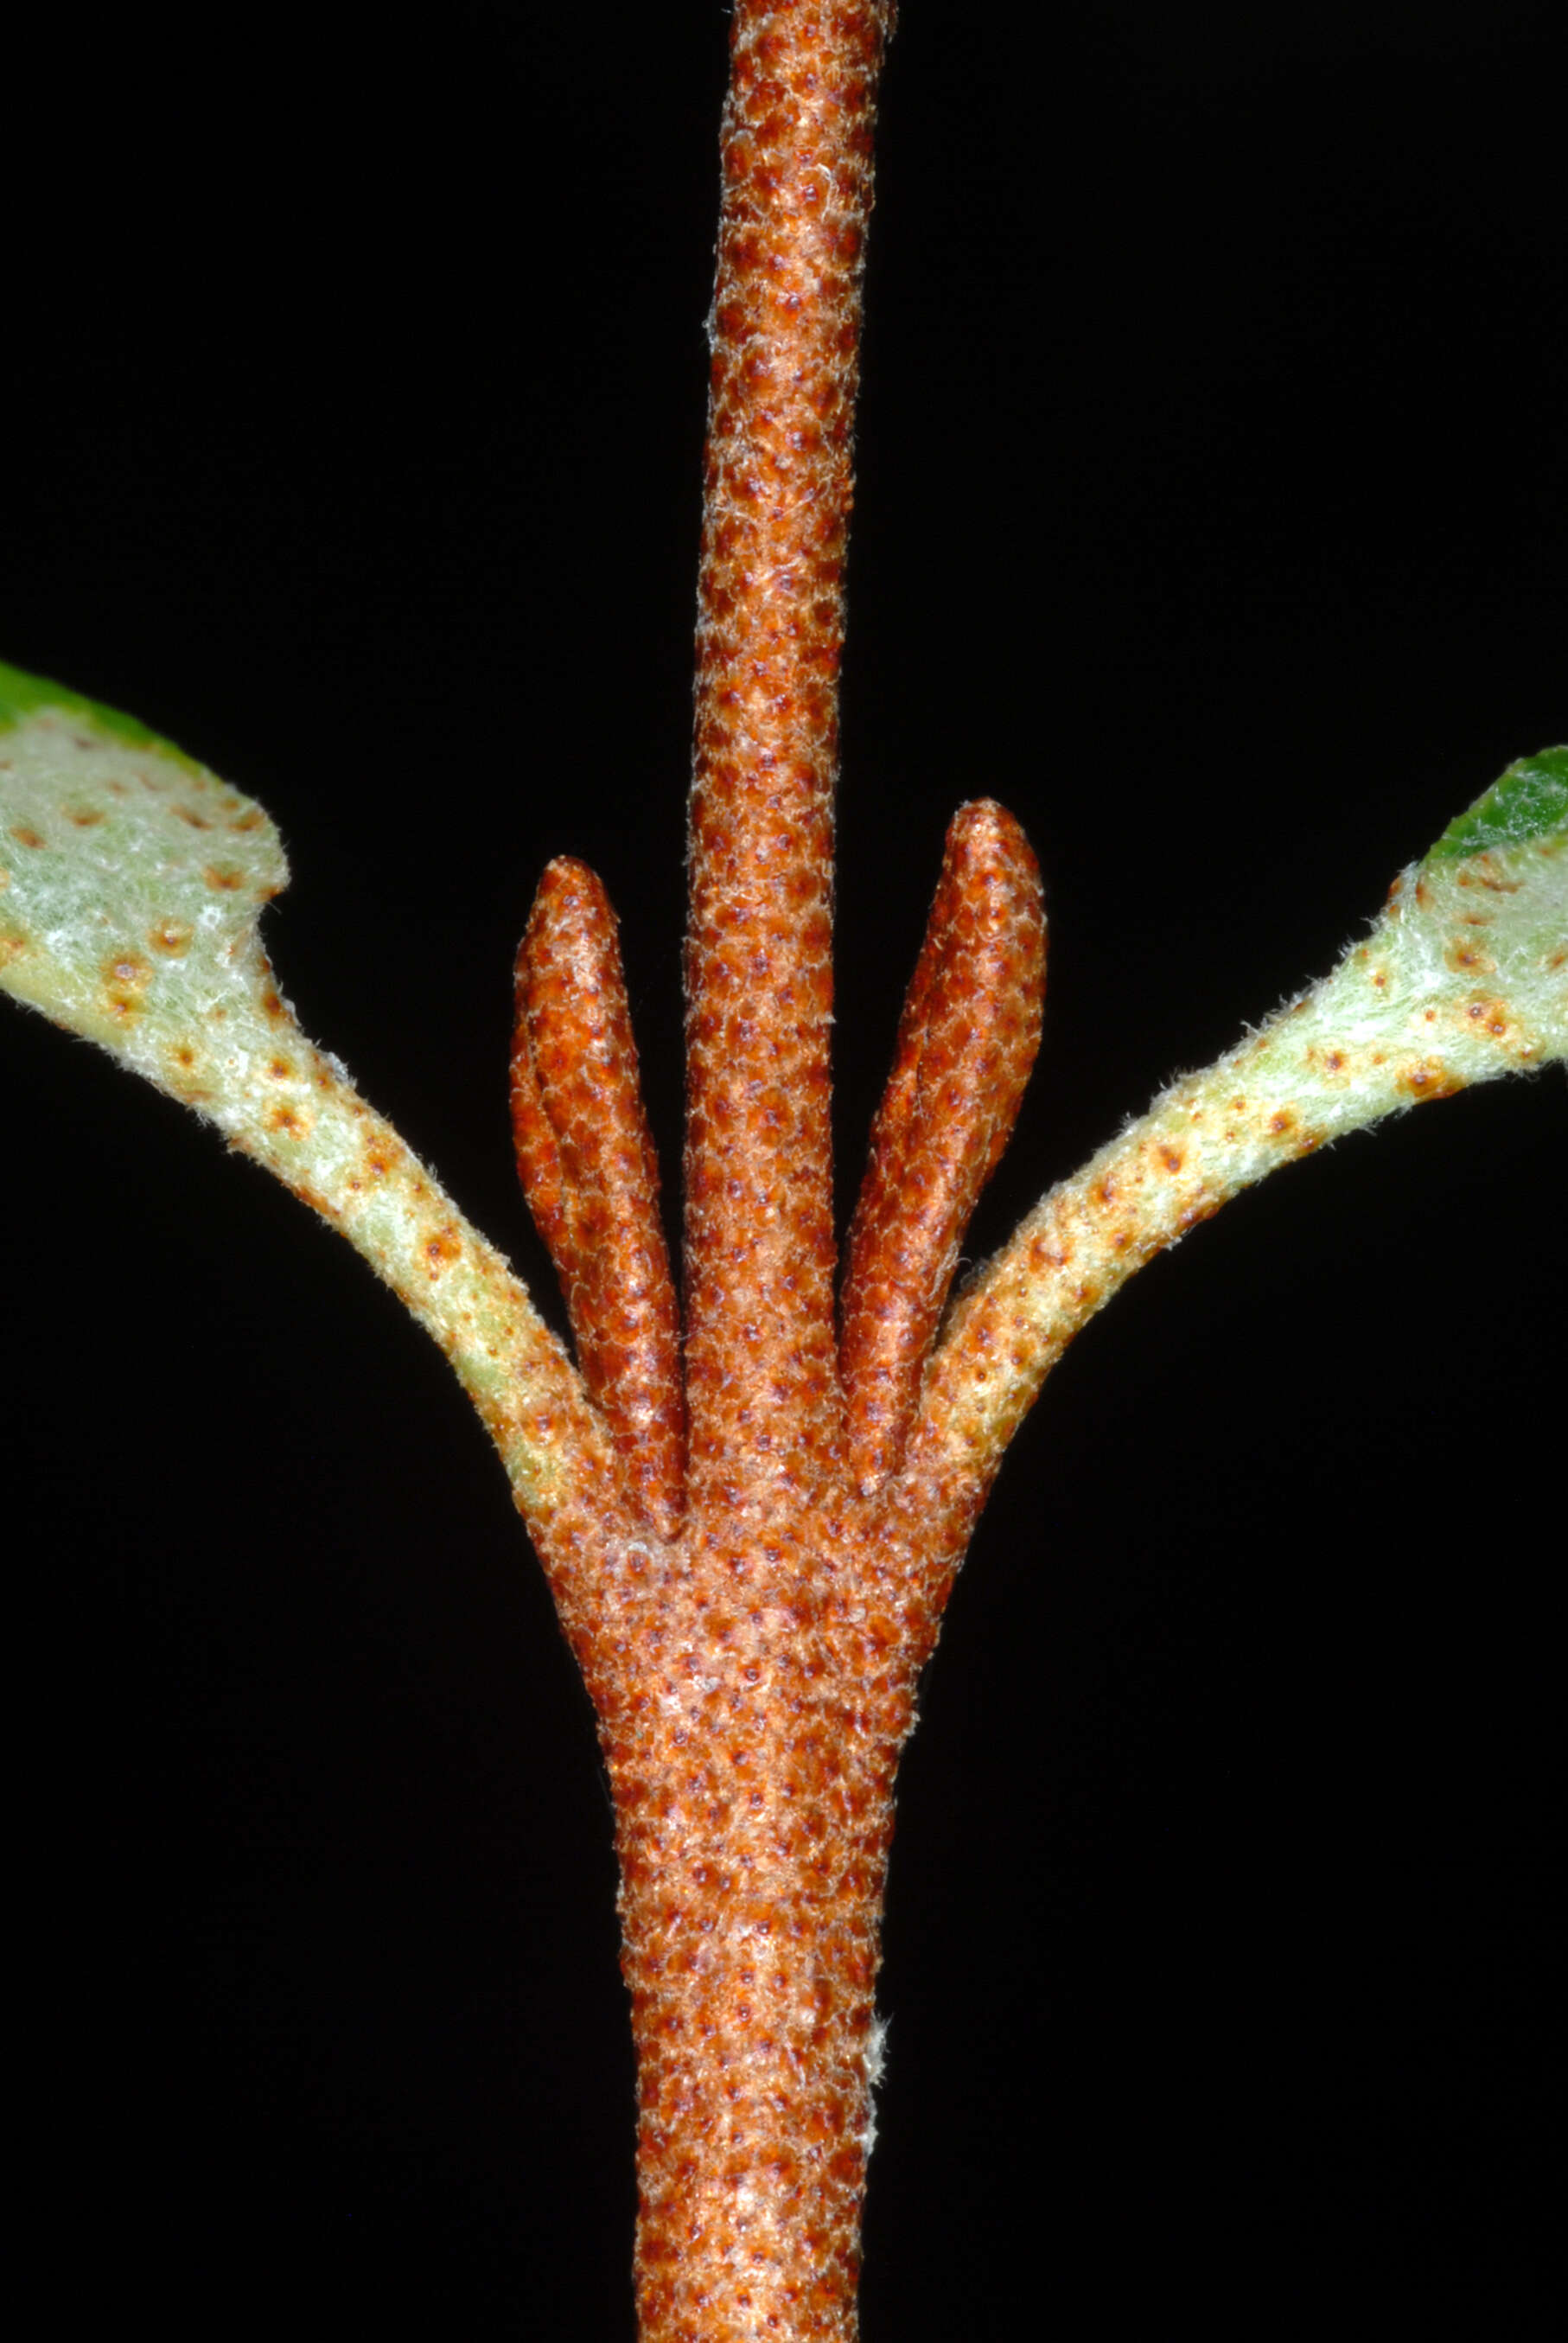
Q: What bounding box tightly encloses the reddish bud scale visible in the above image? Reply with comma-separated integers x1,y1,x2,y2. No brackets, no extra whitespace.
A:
511,858,685,1536
840,801,1046,1488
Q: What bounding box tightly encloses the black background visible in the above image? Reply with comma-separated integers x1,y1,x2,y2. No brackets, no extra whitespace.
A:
3,3,1563,2332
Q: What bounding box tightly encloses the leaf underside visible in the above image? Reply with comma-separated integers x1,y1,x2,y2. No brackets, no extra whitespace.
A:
0,658,607,1529
0,657,286,1075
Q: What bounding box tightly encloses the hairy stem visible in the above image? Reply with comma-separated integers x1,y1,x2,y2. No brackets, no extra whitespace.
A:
683,0,897,1523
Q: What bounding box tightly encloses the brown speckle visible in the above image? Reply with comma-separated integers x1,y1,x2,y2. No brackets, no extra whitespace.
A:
9,824,45,850
1399,1060,1463,1100
101,950,151,1020
149,917,193,955
67,806,105,827
174,805,214,830
202,865,245,891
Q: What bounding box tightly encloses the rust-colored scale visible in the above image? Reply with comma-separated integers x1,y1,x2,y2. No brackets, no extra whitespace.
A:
840,800,1045,1489
511,858,685,1536
504,7,1049,2336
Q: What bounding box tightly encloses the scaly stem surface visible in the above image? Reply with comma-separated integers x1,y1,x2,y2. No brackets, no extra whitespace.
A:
681,0,887,1528
621,7,910,2328
1,4,1563,2336
522,9,1047,2327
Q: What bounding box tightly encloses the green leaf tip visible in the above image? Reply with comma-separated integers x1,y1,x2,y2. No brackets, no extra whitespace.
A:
0,655,206,776
1425,747,1568,864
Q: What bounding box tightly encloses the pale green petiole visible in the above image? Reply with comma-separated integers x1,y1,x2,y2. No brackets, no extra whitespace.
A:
912,750,1567,1490
0,659,609,1535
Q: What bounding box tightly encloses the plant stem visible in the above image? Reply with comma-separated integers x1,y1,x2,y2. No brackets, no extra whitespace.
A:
684,0,896,1529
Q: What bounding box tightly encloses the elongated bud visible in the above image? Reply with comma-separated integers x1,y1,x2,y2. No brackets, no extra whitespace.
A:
512,859,685,1534
841,800,1045,1489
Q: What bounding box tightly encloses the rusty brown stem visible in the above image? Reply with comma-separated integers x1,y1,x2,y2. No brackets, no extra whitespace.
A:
683,0,897,1523
511,10,1033,2336
511,857,685,1536
841,800,1046,1489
